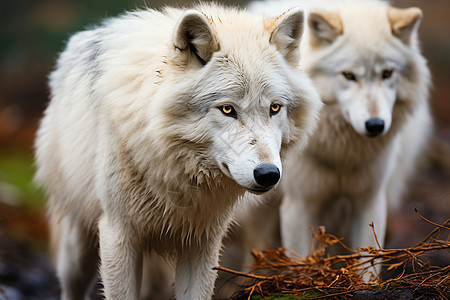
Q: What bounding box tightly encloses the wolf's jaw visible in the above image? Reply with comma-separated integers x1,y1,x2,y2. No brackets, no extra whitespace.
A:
247,187,271,195
220,162,232,178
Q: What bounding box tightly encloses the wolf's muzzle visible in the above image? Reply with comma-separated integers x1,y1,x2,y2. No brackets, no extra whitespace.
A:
253,164,280,187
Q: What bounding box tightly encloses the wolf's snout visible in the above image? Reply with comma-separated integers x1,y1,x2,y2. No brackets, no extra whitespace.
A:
253,164,280,187
365,118,385,137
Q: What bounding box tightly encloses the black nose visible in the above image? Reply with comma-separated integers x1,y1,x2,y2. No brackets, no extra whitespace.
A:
253,164,280,187
365,118,385,137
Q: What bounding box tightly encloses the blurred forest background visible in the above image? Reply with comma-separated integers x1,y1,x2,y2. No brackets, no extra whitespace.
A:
0,0,449,299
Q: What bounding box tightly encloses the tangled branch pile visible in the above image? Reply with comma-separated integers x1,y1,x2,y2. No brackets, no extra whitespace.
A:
215,211,449,299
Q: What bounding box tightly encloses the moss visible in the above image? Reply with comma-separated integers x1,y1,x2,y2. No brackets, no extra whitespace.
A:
249,290,325,299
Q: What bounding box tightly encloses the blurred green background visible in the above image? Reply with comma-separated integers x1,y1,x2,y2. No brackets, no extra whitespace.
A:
0,0,449,299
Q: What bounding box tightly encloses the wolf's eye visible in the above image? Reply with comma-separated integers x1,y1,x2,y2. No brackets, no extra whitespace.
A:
342,71,357,81
218,104,237,118
270,103,282,116
382,69,394,80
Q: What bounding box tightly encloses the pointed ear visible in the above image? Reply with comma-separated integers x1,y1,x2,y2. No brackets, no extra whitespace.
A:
269,8,305,66
387,6,422,45
173,10,219,65
308,10,343,47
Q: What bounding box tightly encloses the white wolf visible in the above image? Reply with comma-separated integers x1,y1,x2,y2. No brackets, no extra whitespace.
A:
247,0,432,261
34,3,322,299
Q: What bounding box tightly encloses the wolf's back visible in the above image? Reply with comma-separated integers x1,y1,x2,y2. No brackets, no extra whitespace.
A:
34,9,176,205
34,29,104,218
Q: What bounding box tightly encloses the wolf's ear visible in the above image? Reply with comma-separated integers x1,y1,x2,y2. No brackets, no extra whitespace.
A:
308,10,343,47
173,10,219,65
387,7,422,45
269,8,304,66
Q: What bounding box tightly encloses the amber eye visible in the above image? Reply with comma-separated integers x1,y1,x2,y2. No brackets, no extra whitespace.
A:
382,69,394,80
270,103,282,116
342,71,357,81
218,104,237,118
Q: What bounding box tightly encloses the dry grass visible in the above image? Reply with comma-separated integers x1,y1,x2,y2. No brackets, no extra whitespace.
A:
215,210,449,299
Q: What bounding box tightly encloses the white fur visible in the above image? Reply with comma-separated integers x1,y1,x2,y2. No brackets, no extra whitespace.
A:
34,3,321,299
245,0,431,271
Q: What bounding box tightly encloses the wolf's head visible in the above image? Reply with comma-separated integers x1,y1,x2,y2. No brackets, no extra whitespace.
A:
164,6,321,193
302,2,426,138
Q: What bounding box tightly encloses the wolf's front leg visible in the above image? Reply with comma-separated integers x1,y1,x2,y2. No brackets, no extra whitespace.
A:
352,191,387,251
175,236,222,300
351,191,388,279
98,215,143,300
280,194,314,257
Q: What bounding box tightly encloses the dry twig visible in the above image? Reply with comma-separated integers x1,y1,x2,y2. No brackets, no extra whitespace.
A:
215,211,449,299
